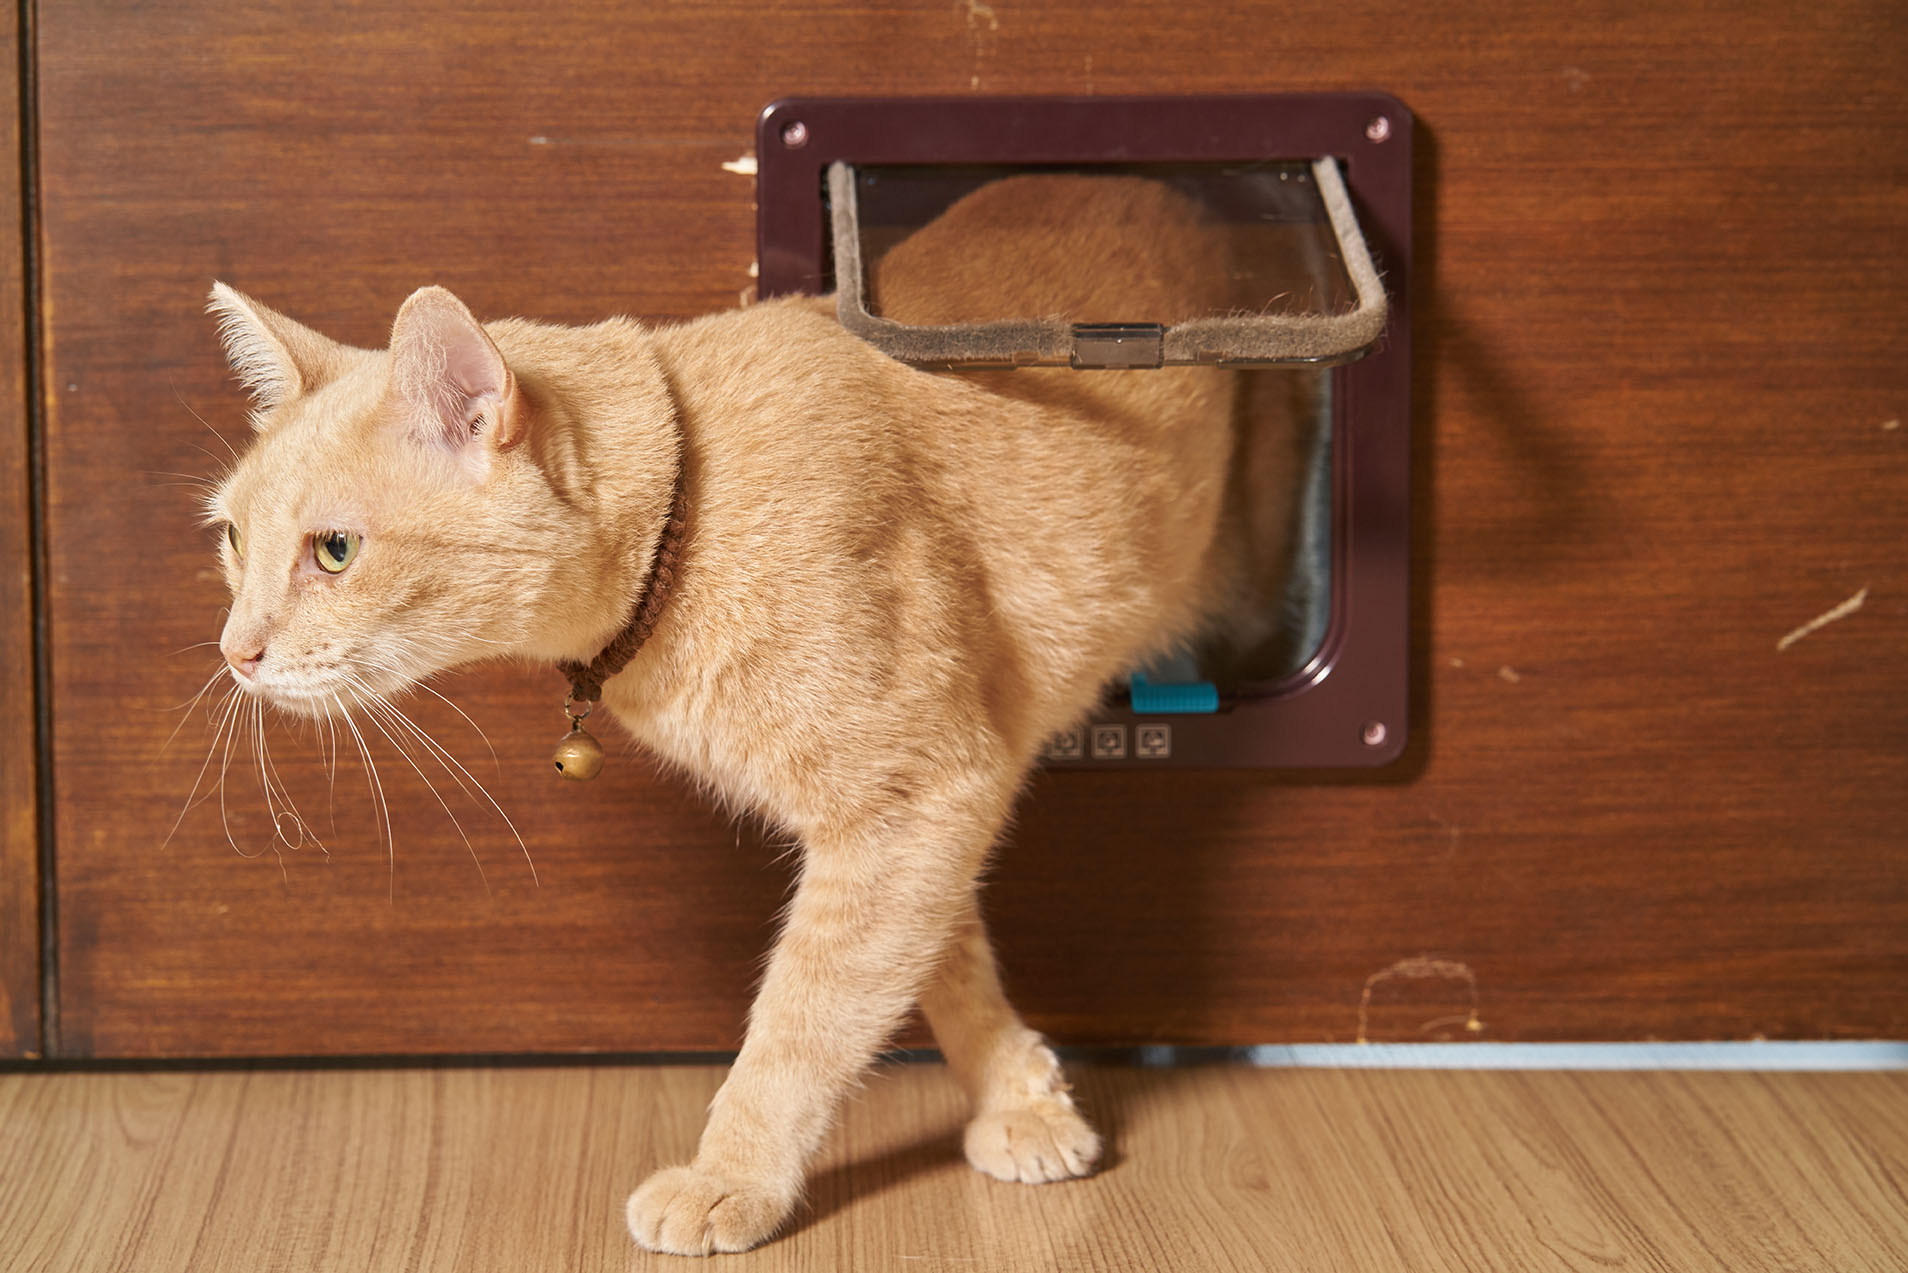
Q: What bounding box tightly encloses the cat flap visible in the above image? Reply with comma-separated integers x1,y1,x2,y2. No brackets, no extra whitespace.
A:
760,93,1414,767
826,158,1388,370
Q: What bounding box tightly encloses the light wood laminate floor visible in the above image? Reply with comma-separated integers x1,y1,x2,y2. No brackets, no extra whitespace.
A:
2,1063,1903,1271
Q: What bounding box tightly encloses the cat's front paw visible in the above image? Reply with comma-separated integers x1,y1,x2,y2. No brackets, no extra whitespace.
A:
964,1097,1103,1184
626,1164,793,1256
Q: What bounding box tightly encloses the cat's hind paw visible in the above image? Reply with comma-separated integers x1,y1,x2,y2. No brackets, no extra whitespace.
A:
625,1164,791,1256
963,1098,1103,1184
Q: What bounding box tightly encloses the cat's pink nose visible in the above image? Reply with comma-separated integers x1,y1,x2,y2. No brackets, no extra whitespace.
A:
222,640,264,679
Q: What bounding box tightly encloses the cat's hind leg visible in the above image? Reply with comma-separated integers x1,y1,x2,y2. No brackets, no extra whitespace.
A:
626,774,1015,1256
919,898,1103,1184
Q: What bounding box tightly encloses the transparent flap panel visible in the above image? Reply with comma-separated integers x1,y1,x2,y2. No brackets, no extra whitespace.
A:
830,159,1387,368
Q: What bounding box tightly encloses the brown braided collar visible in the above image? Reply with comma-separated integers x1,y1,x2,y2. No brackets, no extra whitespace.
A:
557,463,689,704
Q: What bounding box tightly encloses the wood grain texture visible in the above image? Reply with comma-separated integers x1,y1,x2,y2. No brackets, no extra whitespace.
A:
2,1062,1904,1271
0,0,41,1058
33,0,1908,1056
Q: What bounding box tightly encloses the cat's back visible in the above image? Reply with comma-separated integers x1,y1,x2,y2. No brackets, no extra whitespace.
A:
643,287,1230,756
870,174,1227,329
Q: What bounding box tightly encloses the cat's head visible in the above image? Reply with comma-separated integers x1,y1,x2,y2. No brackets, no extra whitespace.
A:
204,283,553,718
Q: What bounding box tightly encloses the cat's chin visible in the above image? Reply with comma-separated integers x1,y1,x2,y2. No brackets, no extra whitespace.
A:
247,686,335,720
240,676,378,721
253,671,433,721
234,666,422,720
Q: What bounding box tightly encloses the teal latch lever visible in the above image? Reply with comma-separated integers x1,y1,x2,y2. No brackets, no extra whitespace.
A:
1129,671,1219,715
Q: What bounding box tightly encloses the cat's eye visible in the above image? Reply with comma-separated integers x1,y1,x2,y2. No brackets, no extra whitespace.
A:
226,522,243,559
314,530,361,574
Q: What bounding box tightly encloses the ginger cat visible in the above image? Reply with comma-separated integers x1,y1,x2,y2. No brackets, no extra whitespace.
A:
204,175,1260,1255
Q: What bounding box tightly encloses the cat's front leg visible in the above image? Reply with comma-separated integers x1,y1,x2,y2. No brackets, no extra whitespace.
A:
920,896,1103,1183
626,789,1006,1256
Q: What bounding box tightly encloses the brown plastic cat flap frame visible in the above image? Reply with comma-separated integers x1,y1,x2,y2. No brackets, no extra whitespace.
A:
826,158,1388,370
758,94,1412,769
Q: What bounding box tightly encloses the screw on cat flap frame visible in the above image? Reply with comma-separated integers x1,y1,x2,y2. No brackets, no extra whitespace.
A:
757,94,1412,769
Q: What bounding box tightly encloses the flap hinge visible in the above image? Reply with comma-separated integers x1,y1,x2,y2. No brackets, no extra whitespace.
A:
1070,323,1166,370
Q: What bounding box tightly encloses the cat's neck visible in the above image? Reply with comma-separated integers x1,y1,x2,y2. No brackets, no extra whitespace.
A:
493,316,683,667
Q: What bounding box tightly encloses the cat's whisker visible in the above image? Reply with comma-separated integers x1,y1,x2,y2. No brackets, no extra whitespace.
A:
347,654,502,777
341,669,536,887
168,640,225,659
385,703,536,887
251,698,291,884
175,685,246,817
408,680,503,776
378,626,522,664
342,676,485,809
145,471,224,494
158,665,238,751
216,690,264,862
343,682,492,896
332,691,395,901
161,683,247,852
253,695,326,861
318,694,342,829
246,699,283,878
170,377,240,465
386,626,516,650
184,441,236,477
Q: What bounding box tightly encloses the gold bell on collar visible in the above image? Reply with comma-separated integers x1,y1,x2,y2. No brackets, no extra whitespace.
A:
553,696,605,781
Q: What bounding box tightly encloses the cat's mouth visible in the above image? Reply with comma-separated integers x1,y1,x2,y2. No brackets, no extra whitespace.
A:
234,676,335,720
232,663,413,721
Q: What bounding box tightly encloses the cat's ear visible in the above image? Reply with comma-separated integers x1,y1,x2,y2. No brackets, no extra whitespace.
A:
206,282,351,419
387,286,525,465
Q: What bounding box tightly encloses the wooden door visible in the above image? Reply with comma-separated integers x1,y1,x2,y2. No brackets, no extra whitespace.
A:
25,0,1908,1057
0,0,37,1058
